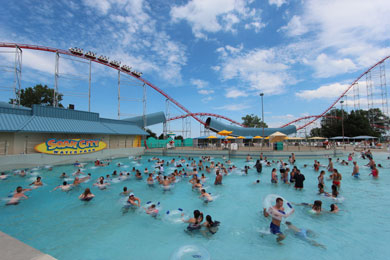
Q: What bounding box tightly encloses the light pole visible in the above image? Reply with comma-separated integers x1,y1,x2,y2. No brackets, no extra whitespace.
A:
340,100,345,144
260,93,264,149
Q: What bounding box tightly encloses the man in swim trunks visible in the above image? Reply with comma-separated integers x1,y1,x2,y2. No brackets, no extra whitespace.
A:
263,197,294,242
199,189,213,202
7,186,30,205
327,158,334,172
352,161,359,178
52,181,72,192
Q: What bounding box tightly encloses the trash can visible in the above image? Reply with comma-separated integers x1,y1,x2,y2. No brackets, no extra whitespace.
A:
276,142,283,151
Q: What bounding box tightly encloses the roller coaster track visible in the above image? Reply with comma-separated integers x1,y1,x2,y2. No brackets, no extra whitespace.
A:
0,42,208,126
282,55,390,131
167,112,245,127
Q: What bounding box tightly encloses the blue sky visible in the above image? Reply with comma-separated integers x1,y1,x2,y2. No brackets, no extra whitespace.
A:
1,0,390,136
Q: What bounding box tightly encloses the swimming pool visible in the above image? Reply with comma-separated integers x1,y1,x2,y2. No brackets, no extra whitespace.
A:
1,153,389,260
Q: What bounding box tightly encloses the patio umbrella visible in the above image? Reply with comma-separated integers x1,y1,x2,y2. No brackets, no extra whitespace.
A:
253,136,263,139
226,136,236,139
308,137,326,140
218,130,233,136
236,136,245,139
268,131,287,143
207,135,217,139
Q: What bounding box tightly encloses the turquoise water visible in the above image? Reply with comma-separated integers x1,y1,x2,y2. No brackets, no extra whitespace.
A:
1,154,390,260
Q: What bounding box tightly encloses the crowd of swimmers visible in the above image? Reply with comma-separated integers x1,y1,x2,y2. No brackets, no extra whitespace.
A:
1,150,383,243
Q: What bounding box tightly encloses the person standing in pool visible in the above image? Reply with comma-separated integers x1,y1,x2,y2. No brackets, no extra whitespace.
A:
330,169,342,188
263,197,294,243
271,168,278,184
352,161,359,178
214,171,222,185
294,170,305,190
254,160,262,174
370,164,379,178
327,158,334,172
199,189,213,202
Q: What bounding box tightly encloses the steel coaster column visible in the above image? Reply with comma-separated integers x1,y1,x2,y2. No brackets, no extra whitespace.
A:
88,60,91,112
163,99,170,139
186,116,191,138
14,46,22,107
379,62,389,117
366,72,374,123
143,83,147,130
118,71,121,119
54,52,59,107
353,82,360,111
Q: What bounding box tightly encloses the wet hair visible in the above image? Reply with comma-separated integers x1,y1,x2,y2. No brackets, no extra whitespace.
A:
193,210,201,219
123,187,127,191
83,188,91,196
256,180,260,183
330,204,336,211
206,215,214,226
276,197,283,203
63,181,67,185
16,186,23,192
201,189,206,193
313,200,322,210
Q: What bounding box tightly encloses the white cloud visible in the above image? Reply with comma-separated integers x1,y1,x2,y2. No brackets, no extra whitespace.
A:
310,53,357,78
296,82,350,100
214,103,251,111
191,79,208,89
217,46,293,94
268,0,287,8
170,0,264,38
82,0,111,14
245,21,266,33
198,89,215,95
279,15,308,37
202,96,214,103
225,88,248,98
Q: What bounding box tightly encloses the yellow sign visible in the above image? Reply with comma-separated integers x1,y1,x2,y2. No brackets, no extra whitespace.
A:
34,139,107,155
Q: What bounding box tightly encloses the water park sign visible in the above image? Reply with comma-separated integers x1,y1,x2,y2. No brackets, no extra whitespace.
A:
34,139,106,155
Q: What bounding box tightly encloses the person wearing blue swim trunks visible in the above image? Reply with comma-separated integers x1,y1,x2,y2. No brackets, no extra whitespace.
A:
285,222,326,249
263,197,294,242
352,161,360,178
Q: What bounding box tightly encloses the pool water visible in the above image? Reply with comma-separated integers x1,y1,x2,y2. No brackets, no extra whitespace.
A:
1,154,390,260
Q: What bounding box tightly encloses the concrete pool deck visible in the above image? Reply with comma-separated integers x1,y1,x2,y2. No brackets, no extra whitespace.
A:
0,231,57,260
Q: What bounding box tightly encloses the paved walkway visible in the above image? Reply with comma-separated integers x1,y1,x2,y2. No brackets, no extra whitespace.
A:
0,231,57,260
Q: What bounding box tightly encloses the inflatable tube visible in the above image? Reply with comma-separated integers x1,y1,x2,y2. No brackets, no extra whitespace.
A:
165,208,185,224
170,245,210,260
263,194,293,221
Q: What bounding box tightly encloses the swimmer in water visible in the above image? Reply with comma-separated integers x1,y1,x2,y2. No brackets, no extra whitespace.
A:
0,172,8,180
93,179,110,190
143,204,159,217
7,186,30,205
73,175,91,186
271,168,278,184
352,161,359,178
330,204,339,213
52,181,72,192
370,164,379,178
162,176,171,191
15,170,26,177
59,172,68,178
147,173,154,185
253,179,261,184
285,221,326,249
297,200,322,214
120,186,131,196
199,189,213,203
263,197,295,243
127,193,141,207
182,210,203,232
201,215,220,236
29,176,43,187
79,188,94,201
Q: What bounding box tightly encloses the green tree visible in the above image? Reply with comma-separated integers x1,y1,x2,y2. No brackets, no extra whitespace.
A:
241,114,268,128
310,127,322,137
9,84,63,108
145,128,157,139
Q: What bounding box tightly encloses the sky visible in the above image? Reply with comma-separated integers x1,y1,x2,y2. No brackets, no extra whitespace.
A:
0,0,390,137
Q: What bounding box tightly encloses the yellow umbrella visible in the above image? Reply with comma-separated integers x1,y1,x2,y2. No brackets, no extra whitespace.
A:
268,131,287,143
237,136,245,139
218,130,233,136
253,136,263,139
226,136,236,139
265,136,270,140
207,135,217,139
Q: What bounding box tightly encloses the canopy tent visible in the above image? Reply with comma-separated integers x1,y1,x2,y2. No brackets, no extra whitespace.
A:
329,136,350,140
287,137,304,140
207,135,217,139
167,132,176,136
352,136,377,139
308,137,326,140
268,131,287,143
